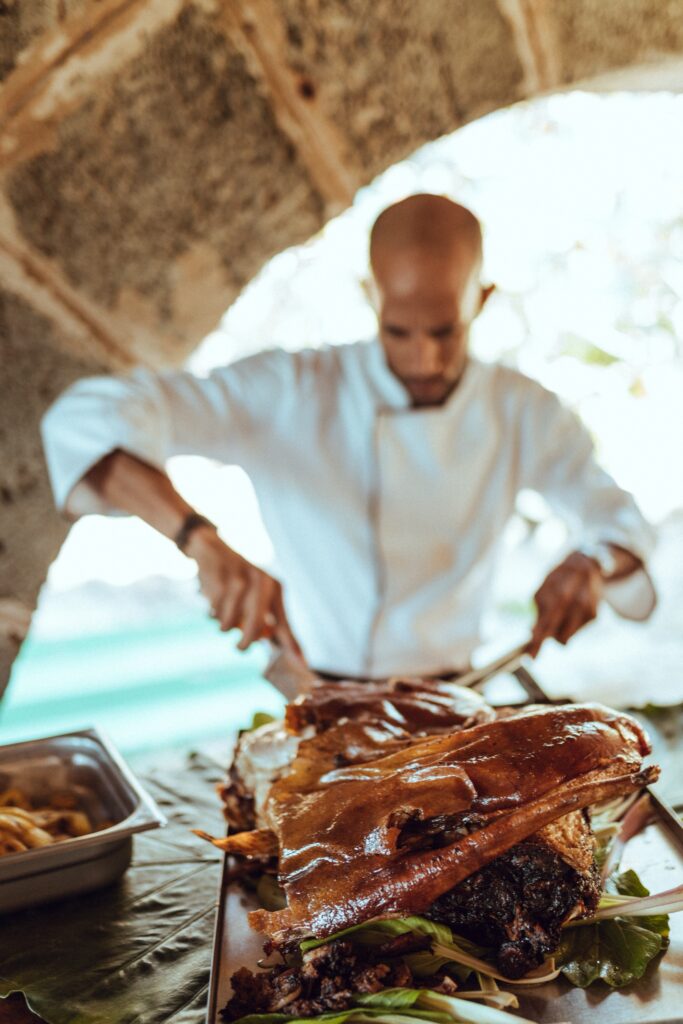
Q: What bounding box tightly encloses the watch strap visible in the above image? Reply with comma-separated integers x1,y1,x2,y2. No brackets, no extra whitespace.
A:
174,512,217,553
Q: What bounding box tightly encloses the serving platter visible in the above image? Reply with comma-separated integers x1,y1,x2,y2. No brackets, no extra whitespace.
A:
206,674,683,1024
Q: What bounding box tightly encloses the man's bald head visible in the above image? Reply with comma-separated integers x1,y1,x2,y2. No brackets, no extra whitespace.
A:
368,195,492,408
370,194,483,285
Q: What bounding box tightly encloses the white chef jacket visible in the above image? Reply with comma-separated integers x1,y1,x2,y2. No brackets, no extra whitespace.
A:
42,340,655,678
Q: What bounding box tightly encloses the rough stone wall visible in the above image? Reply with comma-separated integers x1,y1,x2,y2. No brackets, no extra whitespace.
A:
1,0,682,692
7,5,325,366
278,0,526,184
0,289,103,695
553,0,683,84
0,1,91,81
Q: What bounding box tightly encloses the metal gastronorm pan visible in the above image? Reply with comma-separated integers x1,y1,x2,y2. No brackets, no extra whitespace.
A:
0,727,166,913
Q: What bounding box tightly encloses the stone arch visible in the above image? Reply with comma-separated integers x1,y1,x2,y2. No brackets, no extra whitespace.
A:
1,0,683,688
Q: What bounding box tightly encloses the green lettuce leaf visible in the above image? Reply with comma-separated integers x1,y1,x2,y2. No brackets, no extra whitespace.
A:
558,869,669,988
300,916,486,957
231,986,536,1024
256,873,287,911
300,915,459,953
557,919,664,988
609,869,670,939
245,711,278,732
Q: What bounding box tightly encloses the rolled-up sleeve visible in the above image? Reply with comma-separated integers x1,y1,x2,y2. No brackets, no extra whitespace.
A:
41,350,293,514
517,380,657,620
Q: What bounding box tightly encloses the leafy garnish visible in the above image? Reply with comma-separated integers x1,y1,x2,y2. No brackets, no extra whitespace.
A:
557,918,664,988
361,987,532,1020
300,915,558,986
245,711,277,732
558,869,670,988
430,942,559,986
230,985,539,1023
591,872,681,927
256,873,287,911
300,915,463,953
470,973,516,1010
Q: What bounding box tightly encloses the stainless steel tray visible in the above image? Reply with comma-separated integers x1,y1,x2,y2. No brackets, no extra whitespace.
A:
0,727,166,913
207,794,683,1023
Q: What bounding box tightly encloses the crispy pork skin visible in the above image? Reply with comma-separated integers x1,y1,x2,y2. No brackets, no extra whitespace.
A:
222,679,496,830
250,704,656,941
286,677,495,734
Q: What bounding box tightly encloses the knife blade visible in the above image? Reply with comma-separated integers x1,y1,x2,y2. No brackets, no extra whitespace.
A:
454,641,530,690
263,643,321,699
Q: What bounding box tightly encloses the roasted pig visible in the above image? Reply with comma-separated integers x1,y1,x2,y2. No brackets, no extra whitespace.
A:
209,679,658,1014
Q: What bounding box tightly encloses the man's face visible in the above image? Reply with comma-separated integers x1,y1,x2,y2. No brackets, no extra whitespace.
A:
374,246,486,407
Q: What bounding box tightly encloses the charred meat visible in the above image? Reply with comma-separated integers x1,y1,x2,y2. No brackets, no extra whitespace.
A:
223,941,416,1020
430,836,600,978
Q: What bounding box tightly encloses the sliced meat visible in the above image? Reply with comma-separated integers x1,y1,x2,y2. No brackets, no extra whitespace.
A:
222,941,415,1020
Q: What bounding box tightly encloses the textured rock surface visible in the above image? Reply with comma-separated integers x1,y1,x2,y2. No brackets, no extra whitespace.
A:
0,289,102,697
0,0,89,82
0,0,682,691
278,0,525,183
552,0,683,84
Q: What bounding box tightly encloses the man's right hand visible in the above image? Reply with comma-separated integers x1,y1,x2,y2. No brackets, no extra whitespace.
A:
186,526,301,655
77,451,302,658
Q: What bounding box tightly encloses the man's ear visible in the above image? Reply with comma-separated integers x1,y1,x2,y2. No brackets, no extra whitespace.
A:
479,283,496,311
362,275,381,312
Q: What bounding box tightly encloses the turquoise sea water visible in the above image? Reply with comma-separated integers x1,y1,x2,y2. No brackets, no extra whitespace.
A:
0,614,286,754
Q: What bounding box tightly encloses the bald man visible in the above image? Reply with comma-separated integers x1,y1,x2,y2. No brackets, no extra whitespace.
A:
42,195,655,680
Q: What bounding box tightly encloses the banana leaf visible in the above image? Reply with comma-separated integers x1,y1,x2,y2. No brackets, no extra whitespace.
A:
0,750,226,1024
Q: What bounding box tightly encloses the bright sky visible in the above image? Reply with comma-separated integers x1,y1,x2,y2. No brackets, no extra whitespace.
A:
47,90,683,591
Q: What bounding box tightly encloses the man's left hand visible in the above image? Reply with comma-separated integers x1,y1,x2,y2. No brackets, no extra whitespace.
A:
528,551,603,657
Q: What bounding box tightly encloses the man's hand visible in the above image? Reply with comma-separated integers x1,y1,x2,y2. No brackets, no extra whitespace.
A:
528,551,604,657
78,451,302,656
186,526,301,655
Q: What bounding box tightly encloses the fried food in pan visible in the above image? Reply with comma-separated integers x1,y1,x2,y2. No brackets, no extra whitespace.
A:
0,790,95,855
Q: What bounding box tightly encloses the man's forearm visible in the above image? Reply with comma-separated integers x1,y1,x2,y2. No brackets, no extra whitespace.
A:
75,449,195,540
66,450,302,654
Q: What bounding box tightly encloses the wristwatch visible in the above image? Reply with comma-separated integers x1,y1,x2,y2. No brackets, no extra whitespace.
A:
576,541,619,580
174,512,218,553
